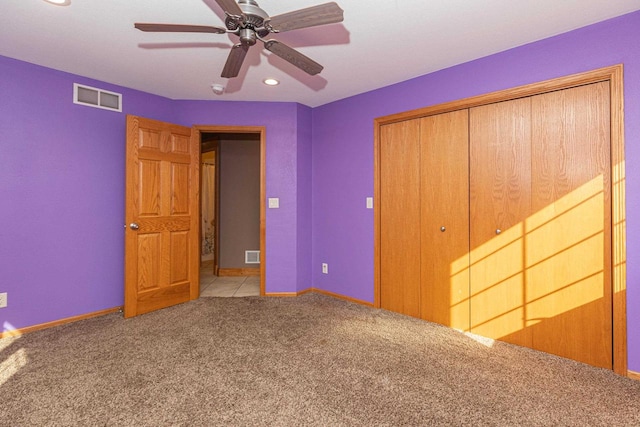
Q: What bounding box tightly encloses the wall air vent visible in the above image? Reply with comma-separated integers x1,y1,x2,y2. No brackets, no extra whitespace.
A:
73,83,122,112
245,250,260,264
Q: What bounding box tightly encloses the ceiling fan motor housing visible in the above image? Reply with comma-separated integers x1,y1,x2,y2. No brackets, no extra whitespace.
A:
225,0,270,38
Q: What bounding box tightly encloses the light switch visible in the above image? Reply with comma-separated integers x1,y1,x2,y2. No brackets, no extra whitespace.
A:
268,198,280,208
366,197,373,209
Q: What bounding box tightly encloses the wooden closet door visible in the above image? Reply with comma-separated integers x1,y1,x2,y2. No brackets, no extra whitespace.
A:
380,120,422,317
420,110,470,330
527,82,612,368
469,98,533,347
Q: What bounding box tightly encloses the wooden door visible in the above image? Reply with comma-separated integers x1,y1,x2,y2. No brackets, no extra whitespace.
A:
469,98,533,347
420,110,470,330
380,120,421,317
124,116,199,318
527,82,612,368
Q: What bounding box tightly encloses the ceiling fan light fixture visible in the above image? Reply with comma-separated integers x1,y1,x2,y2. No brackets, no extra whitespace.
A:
263,78,280,86
44,0,71,5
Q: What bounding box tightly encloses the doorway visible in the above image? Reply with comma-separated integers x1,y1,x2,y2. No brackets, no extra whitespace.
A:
195,125,266,296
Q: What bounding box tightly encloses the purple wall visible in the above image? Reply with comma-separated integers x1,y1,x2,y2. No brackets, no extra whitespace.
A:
0,56,175,329
312,10,640,370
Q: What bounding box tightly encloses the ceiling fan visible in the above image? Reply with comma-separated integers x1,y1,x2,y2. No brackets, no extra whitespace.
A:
134,0,344,78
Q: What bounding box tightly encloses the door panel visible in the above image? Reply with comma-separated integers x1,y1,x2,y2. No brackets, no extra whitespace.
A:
125,115,199,317
137,233,161,289
172,163,190,214
170,231,189,283
380,120,421,317
469,98,532,346
528,82,612,368
139,160,161,215
420,110,470,330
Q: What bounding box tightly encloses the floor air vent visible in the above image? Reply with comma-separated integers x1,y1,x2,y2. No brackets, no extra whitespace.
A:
73,83,122,112
245,250,260,264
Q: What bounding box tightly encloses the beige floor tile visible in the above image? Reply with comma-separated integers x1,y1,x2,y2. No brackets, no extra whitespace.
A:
233,282,260,297
211,282,242,291
199,275,216,286
201,286,239,297
198,274,260,298
243,276,260,285
213,276,247,285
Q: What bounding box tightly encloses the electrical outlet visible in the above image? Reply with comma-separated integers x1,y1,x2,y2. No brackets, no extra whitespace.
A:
0,292,7,308
322,263,329,274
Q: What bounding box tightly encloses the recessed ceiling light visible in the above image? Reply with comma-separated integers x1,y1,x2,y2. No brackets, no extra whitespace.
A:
263,78,280,86
44,0,71,5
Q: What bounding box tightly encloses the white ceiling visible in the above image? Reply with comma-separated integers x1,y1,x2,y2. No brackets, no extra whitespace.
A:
2,0,640,107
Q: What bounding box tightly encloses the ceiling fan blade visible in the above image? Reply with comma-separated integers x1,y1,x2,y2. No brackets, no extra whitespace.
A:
265,2,344,33
134,23,227,34
214,0,244,17
263,40,323,75
221,44,249,78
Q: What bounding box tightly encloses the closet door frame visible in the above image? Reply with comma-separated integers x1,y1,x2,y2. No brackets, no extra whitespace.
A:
373,65,627,376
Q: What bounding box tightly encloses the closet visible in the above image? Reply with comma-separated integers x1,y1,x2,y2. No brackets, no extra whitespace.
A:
376,70,621,371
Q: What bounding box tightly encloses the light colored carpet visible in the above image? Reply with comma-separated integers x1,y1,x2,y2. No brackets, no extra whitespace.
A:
1,294,639,426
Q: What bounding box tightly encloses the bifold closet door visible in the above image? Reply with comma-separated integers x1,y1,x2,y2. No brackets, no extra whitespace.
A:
469,97,533,347
527,82,612,368
380,119,421,317
420,110,470,330
469,82,612,368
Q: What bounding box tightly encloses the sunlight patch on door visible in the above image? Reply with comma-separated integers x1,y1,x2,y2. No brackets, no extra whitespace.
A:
449,175,606,340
